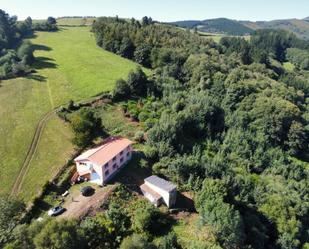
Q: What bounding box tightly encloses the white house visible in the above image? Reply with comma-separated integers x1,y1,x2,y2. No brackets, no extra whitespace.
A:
73,137,133,185
140,175,177,208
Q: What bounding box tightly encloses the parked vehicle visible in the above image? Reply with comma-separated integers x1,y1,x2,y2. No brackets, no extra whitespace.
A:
48,206,65,216
81,186,95,196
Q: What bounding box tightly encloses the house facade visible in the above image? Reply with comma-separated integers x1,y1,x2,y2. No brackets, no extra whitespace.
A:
140,175,177,208
74,137,133,185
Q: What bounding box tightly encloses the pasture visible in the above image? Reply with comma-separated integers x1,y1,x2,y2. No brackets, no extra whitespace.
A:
0,26,142,201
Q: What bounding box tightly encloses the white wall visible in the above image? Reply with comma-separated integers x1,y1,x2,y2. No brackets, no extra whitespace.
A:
144,181,176,207
102,145,132,183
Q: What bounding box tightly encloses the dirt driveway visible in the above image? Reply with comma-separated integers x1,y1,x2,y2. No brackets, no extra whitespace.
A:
59,184,116,220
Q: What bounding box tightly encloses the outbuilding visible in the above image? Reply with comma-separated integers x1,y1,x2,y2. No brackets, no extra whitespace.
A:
140,175,177,208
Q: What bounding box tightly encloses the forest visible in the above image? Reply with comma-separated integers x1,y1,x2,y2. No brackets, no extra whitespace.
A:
90,17,309,249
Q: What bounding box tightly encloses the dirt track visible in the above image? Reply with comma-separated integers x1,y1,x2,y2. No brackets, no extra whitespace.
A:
10,110,55,196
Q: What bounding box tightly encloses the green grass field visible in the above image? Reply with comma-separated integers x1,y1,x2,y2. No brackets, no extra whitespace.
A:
198,31,251,43
0,26,143,201
56,17,96,26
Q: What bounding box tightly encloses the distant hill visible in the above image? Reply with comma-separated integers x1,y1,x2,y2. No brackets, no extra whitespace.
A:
170,17,309,40
241,18,309,40
170,18,253,36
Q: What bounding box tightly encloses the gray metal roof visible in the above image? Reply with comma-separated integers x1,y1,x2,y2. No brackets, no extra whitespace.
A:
144,175,176,192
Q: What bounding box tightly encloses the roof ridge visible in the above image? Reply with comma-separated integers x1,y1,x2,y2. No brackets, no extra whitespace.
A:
88,137,123,159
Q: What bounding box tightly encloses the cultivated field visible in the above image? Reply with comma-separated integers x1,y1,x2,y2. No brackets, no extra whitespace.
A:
0,26,142,201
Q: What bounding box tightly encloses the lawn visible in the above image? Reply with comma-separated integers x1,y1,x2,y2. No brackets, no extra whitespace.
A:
0,26,143,201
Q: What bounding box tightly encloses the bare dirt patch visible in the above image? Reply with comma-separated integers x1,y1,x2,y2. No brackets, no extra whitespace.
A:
59,184,116,220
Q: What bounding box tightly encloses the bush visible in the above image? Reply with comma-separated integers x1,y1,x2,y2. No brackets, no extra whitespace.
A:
134,131,144,143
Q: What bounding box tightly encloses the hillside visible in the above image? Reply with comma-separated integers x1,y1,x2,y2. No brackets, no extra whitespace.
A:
0,26,143,201
241,18,309,40
171,17,309,40
171,18,253,35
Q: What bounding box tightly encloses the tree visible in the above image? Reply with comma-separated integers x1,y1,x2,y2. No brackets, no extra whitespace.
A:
113,79,131,100
81,213,116,248
70,108,102,147
47,17,56,25
119,234,156,249
119,37,135,59
156,231,180,249
195,179,245,249
0,196,25,247
132,199,168,236
33,219,85,249
127,67,148,97
134,44,152,67
24,17,32,29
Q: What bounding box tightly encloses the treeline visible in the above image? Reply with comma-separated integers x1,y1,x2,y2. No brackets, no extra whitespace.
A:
92,16,214,68
0,10,34,79
93,17,309,249
32,17,58,32
0,9,58,80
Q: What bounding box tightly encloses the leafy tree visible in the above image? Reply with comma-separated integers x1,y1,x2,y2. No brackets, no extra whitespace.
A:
113,79,131,100
81,213,116,249
127,67,148,97
0,196,25,247
134,44,152,67
33,219,85,249
70,108,102,147
195,179,245,249
47,17,57,25
119,234,156,249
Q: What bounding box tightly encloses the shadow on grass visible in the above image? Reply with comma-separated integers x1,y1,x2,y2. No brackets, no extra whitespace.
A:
32,44,53,52
33,56,57,70
25,74,47,82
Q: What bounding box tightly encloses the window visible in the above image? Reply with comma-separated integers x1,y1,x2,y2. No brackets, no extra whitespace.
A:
113,164,117,169
105,170,109,176
127,152,130,157
104,163,109,169
120,157,124,163
112,156,116,162
120,150,123,155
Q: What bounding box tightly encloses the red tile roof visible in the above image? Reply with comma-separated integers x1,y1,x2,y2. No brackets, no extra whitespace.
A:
74,137,133,166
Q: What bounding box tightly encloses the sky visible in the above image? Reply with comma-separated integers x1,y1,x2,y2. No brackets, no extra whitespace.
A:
1,0,308,22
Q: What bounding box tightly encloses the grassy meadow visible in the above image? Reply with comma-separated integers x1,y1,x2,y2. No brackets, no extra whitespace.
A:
0,26,143,201
57,17,96,26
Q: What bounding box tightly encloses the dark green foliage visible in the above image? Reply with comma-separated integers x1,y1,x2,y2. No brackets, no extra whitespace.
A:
33,17,57,32
81,213,116,249
0,196,25,247
131,199,169,236
156,231,181,249
113,78,131,100
119,234,156,249
33,219,85,249
70,108,102,147
195,179,245,249
126,67,148,97
0,9,34,79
